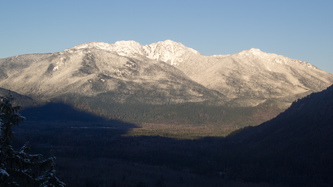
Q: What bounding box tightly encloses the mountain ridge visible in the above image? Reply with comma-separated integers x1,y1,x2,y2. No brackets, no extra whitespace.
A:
67,40,320,71
67,40,200,66
67,40,333,95
0,40,332,123
0,47,225,104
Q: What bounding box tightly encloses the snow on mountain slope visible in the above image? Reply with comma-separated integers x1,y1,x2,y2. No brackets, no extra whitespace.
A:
68,40,199,65
68,41,146,57
143,40,199,65
1,40,332,107
177,47,333,105
0,47,223,104
236,48,317,70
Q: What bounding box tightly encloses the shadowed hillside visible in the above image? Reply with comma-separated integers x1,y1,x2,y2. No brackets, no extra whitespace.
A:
225,84,333,186
9,85,333,186
21,102,111,122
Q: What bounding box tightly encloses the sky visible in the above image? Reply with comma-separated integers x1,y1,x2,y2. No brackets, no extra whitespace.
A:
1,0,332,73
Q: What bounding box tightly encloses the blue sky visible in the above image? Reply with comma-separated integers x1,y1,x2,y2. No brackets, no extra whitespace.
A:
1,0,332,73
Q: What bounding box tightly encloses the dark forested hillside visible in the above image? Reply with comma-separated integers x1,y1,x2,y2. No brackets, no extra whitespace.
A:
228,84,333,143
225,84,333,186
7,85,332,186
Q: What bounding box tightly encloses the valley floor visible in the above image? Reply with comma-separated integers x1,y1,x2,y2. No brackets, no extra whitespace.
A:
13,120,323,187
126,122,239,139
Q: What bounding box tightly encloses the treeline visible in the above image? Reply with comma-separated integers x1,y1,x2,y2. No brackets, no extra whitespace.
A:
54,93,282,128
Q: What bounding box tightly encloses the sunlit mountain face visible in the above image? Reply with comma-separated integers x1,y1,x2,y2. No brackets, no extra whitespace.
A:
0,40,332,125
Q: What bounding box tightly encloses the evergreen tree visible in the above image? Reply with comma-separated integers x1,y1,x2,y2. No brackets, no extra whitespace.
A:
0,96,65,187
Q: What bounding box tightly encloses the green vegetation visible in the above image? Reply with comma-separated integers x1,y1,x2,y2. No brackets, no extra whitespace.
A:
57,93,282,127
49,93,283,139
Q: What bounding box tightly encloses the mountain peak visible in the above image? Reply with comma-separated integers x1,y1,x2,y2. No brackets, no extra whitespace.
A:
69,42,112,51
65,41,322,72
154,40,198,53
1,40,333,108
248,48,263,54
159,39,180,45
238,48,266,56
112,40,145,56
114,40,142,49
143,40,199,65
65,40,200,65
67,41,145,57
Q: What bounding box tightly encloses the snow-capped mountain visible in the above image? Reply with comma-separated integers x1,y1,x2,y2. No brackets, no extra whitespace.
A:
68,41,146,57
67,40,199,66
187,47,332,106
0,42,222,104
143,40,199,65
0,40,332,107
